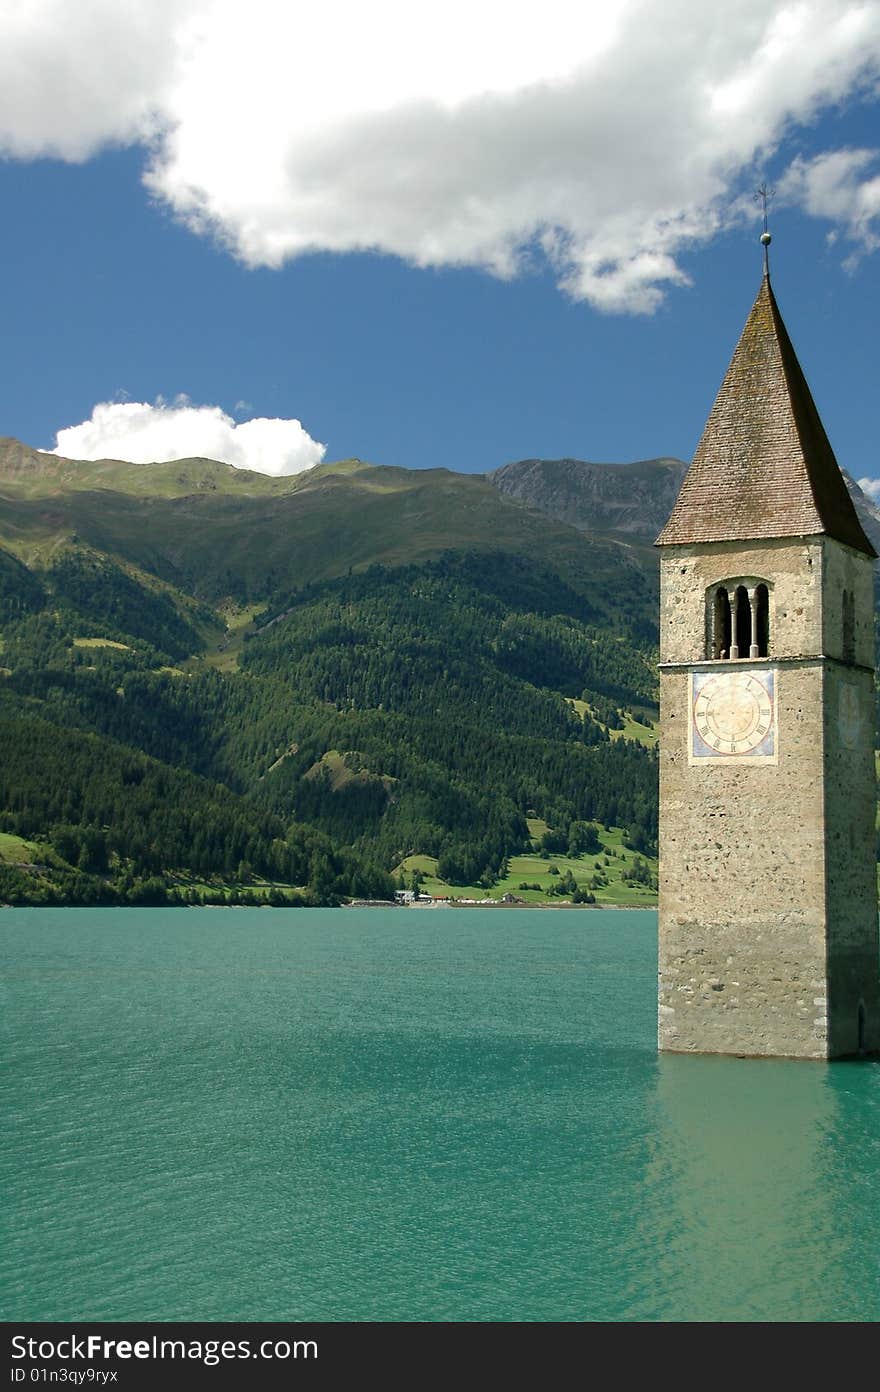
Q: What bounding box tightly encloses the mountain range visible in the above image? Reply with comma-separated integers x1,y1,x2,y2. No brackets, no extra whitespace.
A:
0,437,876,907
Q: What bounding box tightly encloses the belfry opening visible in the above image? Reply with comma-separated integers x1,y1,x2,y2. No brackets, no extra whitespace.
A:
709,582,768,660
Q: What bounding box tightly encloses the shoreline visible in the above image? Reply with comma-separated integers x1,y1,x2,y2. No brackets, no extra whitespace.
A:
348,898,656,910
2,899,658,911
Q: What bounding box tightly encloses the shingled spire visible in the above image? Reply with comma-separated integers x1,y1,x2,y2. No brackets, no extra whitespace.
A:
656,274,875,557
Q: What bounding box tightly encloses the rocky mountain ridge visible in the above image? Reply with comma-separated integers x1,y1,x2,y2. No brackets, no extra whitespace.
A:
490,453,880,554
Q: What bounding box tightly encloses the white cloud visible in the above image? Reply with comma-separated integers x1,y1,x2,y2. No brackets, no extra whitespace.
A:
2,1,880,312
0,0,193,160
857,475,880,501
52,398,326,476
779,148,880,263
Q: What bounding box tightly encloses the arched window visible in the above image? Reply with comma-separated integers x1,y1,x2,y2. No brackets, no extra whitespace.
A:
707,580,771,660
733,586,750,659
842,589,855,664
755,584,769,657
712,587,731,659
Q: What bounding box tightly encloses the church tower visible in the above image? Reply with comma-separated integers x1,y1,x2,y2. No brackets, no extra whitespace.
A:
656,253,879,1058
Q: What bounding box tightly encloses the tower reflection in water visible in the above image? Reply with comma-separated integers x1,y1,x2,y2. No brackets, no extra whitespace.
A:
616,1054,878,1322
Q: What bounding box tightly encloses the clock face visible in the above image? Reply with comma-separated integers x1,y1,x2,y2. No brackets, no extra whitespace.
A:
690,669,776,763
838,681,863,750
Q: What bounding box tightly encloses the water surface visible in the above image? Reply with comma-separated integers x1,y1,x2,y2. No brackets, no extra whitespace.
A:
2,907,879,1321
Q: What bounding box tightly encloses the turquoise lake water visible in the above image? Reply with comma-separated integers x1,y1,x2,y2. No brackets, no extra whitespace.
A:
2,906,879,1322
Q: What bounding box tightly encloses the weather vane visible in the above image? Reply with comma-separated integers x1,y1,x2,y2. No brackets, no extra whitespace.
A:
754,182,774,275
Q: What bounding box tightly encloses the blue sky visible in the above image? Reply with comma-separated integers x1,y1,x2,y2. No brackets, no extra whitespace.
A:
1,2,879,485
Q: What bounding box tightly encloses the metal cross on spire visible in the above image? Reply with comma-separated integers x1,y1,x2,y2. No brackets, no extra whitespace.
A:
754,182,774,276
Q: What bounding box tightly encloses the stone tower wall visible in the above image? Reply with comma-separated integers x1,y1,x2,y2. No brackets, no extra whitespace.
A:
658,535,879,1059
659,537,824,665
820,541,880,1054
820,535,874,667
658,661,829,1057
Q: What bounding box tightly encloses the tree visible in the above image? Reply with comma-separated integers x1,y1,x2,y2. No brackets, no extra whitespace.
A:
539,828,568,855
568,820,601,856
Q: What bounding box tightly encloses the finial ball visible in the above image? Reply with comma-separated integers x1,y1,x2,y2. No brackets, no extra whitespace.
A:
760,231,772,246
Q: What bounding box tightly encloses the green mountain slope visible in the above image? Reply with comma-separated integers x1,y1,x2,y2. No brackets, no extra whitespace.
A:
0,544,45,622
0,439,663,906
0,438,656,624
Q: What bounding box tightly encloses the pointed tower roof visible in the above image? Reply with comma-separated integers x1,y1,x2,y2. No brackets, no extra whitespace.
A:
656,274,875,556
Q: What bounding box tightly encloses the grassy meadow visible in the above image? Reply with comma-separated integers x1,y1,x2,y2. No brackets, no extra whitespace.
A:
396,820,657,907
